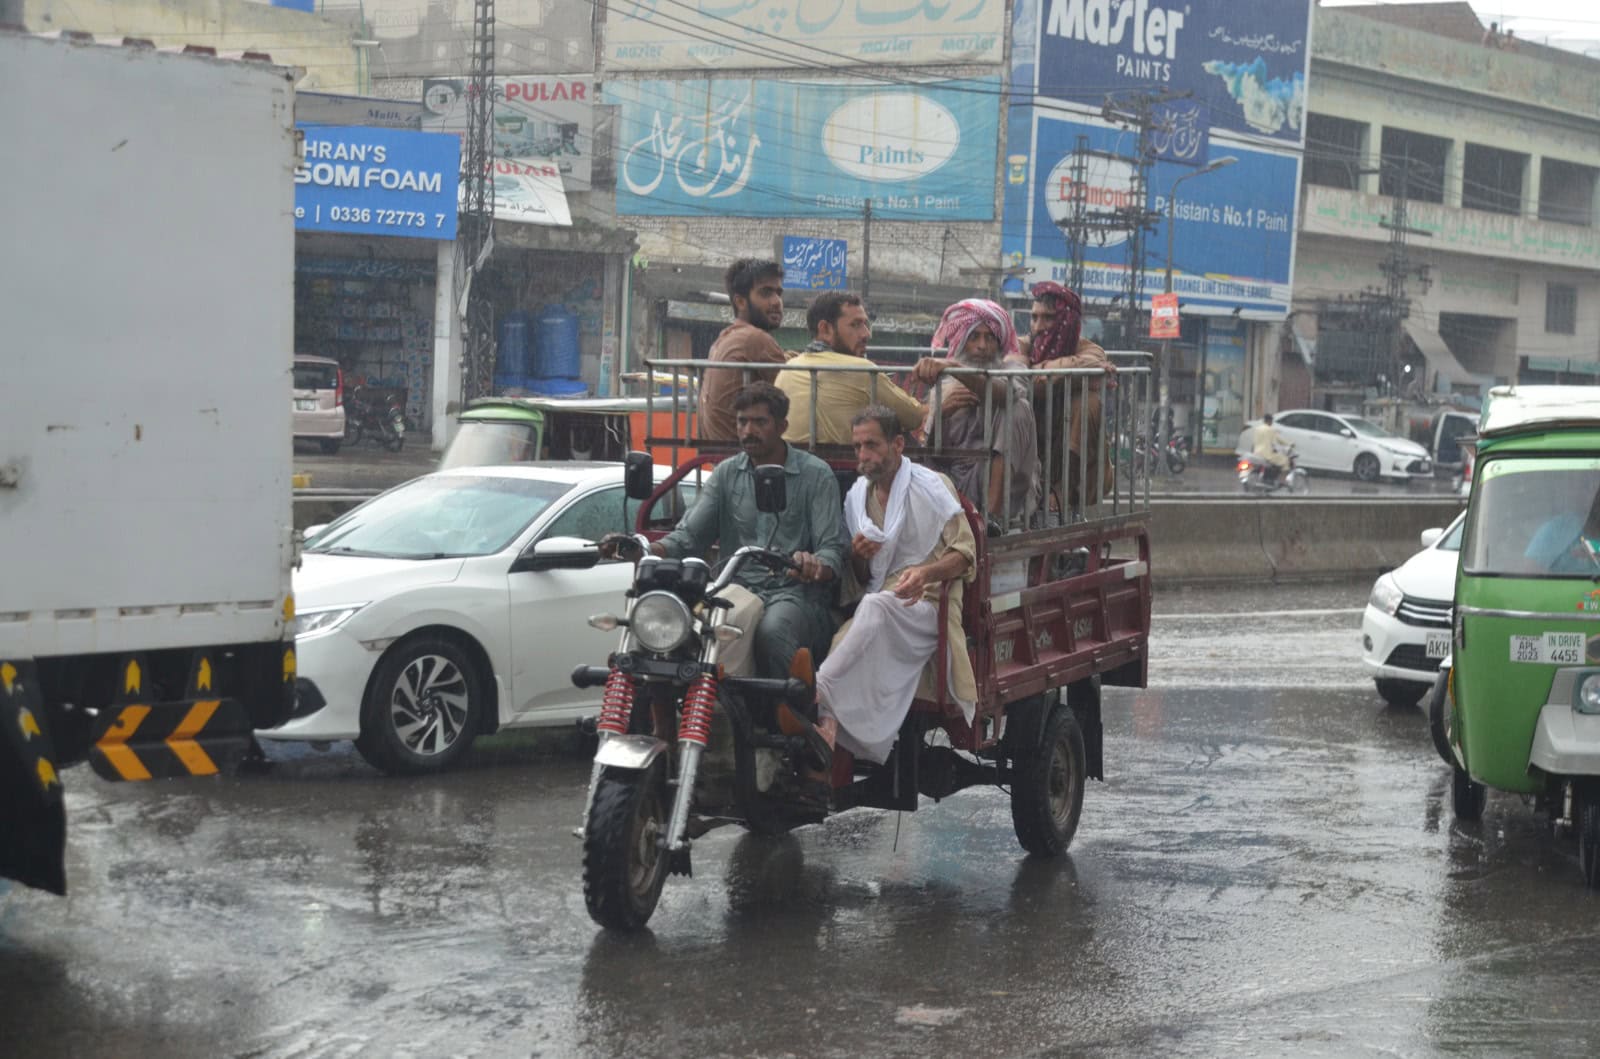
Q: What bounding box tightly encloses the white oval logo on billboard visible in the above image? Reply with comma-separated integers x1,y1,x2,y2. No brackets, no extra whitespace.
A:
822,93,960,183
1043,150,1137,247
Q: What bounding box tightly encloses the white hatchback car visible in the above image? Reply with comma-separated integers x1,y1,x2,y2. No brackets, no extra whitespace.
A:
1237,410,1432,483
1360,511,1464,707
292,354,346,454
260,462,696,774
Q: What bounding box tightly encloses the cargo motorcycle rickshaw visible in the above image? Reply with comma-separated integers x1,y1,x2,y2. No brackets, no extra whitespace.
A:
532,354,1155,930
1432,386,1600,887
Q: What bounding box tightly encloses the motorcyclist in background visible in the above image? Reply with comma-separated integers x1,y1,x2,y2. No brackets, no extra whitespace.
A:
1252,413,1292,484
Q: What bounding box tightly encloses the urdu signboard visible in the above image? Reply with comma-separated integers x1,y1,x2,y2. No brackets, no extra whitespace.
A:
605,0,1004,69
607,78,999,220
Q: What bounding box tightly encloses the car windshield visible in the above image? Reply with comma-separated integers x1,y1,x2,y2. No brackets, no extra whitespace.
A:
306,474,571,559
439,421,541,470
1438,514,1465,552
1344,417,1392,439
1463,457,1600,578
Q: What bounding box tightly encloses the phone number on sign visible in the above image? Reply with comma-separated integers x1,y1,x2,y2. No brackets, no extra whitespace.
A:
299,205,449,229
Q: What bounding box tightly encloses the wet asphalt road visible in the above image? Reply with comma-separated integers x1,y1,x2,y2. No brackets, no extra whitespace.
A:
6,582,1600,1057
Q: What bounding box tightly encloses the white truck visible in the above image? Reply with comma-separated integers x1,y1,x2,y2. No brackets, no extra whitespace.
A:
0,31,299,893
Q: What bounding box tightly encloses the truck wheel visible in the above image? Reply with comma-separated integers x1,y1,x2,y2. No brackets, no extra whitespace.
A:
584,762,669,930
355,636,483,776
1426,667,1454,765
1452,763,1486,821
1354,452,1381,482
1578,787,1600,890
1375,678,1426,709
1011,706,1086,857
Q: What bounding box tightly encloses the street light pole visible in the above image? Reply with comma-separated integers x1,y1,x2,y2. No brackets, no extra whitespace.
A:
1159,156,1236,450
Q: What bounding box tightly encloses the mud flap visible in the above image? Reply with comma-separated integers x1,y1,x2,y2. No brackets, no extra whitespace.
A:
0,660,67,894
89,655,254,781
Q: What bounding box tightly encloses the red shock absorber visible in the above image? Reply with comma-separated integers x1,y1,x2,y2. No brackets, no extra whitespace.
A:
678,672,718,747
596,669,634,736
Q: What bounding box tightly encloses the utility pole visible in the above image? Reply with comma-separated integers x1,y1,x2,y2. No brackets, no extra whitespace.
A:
456,0,495,401
861,199,872,309
1378,154,1432,403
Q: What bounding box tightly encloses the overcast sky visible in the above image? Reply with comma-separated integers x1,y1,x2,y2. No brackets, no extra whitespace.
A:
1323,0,1600,55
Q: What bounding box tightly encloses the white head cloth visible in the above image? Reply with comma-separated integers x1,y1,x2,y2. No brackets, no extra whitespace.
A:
844,457,962,593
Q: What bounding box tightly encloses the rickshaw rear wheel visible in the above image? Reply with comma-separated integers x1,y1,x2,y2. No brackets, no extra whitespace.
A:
1011,706,1086,857
1577,786,1600,890
1452,764,1486,821
583,761,669,931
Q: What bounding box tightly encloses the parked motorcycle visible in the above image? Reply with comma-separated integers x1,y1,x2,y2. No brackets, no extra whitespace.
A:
1237,446,1308,496
1132,432,1187,476
345,385,407,451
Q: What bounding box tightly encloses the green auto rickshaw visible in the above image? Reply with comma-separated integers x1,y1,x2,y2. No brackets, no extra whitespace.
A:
1437,385,1600,886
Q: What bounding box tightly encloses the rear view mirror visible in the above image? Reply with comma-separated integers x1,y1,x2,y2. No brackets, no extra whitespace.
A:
1420,527,1443,548
623,451,654,501
513,536,600,573
753,464,788,514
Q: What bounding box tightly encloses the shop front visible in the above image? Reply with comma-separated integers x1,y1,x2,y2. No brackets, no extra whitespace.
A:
291,122,460,441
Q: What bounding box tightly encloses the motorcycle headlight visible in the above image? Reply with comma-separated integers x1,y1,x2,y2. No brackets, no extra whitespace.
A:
294,603,367,639
1368,575,1403,618
630,591,694,654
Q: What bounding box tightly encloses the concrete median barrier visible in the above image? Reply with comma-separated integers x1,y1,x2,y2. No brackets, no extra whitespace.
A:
1148,498,1464,586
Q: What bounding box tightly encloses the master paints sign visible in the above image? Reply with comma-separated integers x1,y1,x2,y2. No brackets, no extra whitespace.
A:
608,78,999,220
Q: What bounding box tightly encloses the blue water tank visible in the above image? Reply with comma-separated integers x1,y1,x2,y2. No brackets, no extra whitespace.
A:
535,304,581,380
495,311,532,390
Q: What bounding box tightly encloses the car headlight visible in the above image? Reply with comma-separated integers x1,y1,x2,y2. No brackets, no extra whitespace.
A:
629,591,694,654
294,604,367,639
1578,673,1600,715
1369,575,1403,617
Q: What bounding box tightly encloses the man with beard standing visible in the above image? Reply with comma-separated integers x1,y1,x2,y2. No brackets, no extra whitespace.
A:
698,259,789,442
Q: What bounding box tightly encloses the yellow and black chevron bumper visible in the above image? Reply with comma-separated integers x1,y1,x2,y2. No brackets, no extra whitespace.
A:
1,659,67,894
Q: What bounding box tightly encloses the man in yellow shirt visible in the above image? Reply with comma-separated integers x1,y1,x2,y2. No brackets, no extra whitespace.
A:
777,292,926,445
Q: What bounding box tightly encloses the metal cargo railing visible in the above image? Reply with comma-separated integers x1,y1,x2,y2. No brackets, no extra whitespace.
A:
631,351,1153,530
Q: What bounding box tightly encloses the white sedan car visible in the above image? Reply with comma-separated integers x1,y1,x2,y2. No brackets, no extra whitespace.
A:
1236,410,1432,483
1360,511,1463,707
260,463,696,774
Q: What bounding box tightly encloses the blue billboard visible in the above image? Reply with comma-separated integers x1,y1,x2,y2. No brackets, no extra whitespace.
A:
1003,0,1312,315
607,78,999,220
1005,114,1297,314
1026,0,1310,145
781,236,849,291
293,126,460,240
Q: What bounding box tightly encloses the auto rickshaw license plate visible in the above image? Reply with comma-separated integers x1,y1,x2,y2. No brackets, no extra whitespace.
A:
1510,633,1585,664
1425,631,1451,659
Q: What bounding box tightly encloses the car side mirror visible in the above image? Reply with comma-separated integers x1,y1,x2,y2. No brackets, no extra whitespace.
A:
753,464,788,514
623,451,654,501
511,536,601,573
1341,428,1355,438
302,523,327,541
1419,527,1443,548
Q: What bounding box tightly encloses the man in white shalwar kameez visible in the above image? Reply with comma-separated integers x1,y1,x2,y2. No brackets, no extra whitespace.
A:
815,407,978,764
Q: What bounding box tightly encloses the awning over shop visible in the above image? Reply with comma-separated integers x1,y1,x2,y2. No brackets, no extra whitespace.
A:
479,159,571,227
1401,320,1473,389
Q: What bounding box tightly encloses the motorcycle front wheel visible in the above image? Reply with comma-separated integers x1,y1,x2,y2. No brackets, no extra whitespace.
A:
1165,450,1187,475
583,761,670,931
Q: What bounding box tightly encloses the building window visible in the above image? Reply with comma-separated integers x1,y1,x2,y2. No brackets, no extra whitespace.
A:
1380,127,1449,203
1539,159,1596,227
1462,144,1527,215
1546,284,1577,335
1304,113,1365,190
